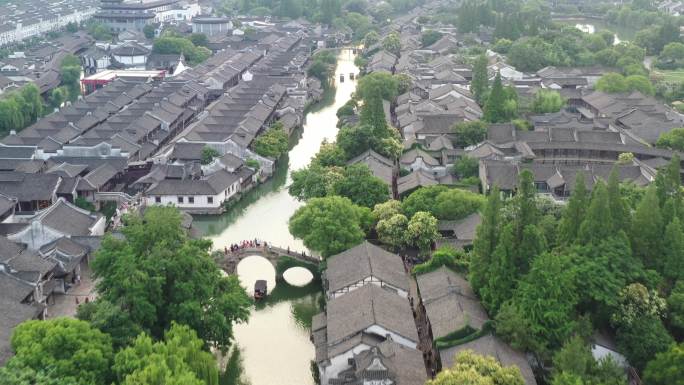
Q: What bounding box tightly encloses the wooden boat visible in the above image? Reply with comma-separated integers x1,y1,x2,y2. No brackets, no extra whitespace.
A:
254,280,267,300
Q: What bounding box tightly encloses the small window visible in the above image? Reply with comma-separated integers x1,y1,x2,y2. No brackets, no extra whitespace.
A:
188,197,194,204
207,196,214,204
155,197,161,203
178,196,184,203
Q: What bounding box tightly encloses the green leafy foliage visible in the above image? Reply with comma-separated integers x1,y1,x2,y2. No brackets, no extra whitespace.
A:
532,89,565,114
2,318,114,385
471,54,489,105
289,196,371,258
596,73,654,95
289,163,388,208
483,73,517,123
201,146,220,165
90,206,251,351
551,336,627,385
453,156,479,179
421,30,443,48
413,246,468,275
153,36,211,65
253,121,289,158
405,211,440,256
113,324,218,385
427,350,525,385
376,213,409,251
74,196,96,211
402,185,484,220
0,83,44,136
453,120,487,147
656,128,684,151
643,342,684,385
381,32,400,56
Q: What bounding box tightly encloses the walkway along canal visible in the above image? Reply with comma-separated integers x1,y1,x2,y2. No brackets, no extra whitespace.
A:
194,49,359,385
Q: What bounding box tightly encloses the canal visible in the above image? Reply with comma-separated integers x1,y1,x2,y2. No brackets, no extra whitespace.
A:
194,48,359,385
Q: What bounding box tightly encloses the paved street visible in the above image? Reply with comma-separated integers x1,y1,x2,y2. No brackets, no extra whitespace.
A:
47,264,97,318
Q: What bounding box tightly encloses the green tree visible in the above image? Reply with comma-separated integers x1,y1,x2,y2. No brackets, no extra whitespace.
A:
77,300,143,349
289,196,371,258
49,86,68,109
19,84,43,123
668,281,684,335
332,163,389,208
143,24,156,39
495,300,542,354
470,188,501,295
75,196,96,211
532,89,565,114
427,350,525,385
421,30,443,48
201,146,220,165
483,223,518,313
453,156,479,179
252,122,289,158
616,316,673,371
405,211,439,256
434,188,485,220
607,168,630,232
453,120,487,147
376,213,408,251
612,283,667,328
643,343,684,385
113,324,218,385
664,217,684,283
153,36,210,65
558,172,588,245
4,318,113,385
631,186,663,269
362,31,380,47
91,206,251,351
60,54,82,101
510,252,578,352
625,75,654,95
289,164,340,201
484,72,511,123
66,22,78,33
189,33,209,48
401,185,447,218
656,128,684,151
311,140,346,167
578,181,613,244
551,336,627,385
596,73,628,93
381,32,401,56
471,54,489,105
372,199,402,222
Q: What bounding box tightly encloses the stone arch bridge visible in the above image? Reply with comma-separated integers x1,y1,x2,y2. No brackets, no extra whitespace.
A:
218,244,321,281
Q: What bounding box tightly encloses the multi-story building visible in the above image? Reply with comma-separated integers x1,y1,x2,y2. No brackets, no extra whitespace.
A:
0,0,98,46
94,0,200,32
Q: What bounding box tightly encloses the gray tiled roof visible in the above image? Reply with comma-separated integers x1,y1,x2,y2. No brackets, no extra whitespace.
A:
326,284,418,347
326,241,408,294
439,334,537,385
36,198,101,236
0,172,60,202
417,266,489,339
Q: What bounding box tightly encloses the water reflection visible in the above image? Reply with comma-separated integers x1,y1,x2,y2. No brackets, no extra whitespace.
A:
195,49,359,251
200,49,358,385
283,267,314,287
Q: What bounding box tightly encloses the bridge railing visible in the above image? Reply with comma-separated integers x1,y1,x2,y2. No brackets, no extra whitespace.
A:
222,244,320,265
